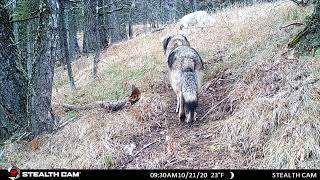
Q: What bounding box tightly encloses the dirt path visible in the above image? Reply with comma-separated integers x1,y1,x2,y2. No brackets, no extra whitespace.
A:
115,69,244,169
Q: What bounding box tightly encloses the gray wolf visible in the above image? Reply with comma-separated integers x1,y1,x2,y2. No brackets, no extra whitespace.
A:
162,34,190,57
167,45,204,123
178,11,214,35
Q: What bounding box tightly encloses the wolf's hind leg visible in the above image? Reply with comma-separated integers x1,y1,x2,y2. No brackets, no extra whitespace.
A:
178,93,186,121
175,94,180,113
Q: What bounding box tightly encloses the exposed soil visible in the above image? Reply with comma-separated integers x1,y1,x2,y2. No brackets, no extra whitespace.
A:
115,69,243,169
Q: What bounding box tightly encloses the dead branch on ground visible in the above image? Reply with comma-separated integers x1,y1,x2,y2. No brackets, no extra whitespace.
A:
63,85,141,112
280,22,304,31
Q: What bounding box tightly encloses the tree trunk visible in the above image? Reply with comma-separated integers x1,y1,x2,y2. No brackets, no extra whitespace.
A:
93,0,100,79
159,0,164,25
0,1,28,142
128,21,133,39
67,1,80,60
104,0,111,46
57,10,65,66
83,0,96,54
98,0,109,48
30,0,59,137
128,0,135,39
192,0,198,11
26,20,35,77
59,0,76,90
12,0,19,49
109,0,122,43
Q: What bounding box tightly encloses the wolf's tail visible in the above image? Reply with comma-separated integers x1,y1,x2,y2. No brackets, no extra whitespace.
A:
181,68,198,121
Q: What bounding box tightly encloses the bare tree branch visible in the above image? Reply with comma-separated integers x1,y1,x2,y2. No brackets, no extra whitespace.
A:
105,6,125,14
10,16,39,23
290,0,310,6
98,2,130,10
68,0,81,3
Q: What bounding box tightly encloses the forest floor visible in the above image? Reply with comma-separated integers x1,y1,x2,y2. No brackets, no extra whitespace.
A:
1,0,320,169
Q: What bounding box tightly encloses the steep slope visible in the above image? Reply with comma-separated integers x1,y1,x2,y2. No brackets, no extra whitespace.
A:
1,0,319,169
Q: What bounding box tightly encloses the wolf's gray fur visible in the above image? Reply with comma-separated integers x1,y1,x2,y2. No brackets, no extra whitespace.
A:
162,34,190,57
167,45,204,123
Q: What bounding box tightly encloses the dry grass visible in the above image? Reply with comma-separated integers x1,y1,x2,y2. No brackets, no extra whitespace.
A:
198,1,320,169
2,109,141,169
1,0,319,169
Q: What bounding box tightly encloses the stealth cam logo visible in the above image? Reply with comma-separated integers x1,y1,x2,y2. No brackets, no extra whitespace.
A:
8,166,20,180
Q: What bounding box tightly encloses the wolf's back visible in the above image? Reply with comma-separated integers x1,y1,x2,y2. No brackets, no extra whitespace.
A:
167,46,204,72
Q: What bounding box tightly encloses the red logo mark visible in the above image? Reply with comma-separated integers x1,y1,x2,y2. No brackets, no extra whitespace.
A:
8,168,18,177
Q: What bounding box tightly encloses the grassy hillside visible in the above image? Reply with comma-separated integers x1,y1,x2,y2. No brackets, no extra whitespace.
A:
1,0,319,169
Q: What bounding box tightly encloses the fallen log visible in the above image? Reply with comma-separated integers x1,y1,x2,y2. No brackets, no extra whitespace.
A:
63,85,141,112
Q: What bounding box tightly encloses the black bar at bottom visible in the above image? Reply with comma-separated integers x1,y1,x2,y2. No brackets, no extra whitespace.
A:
1,169,319,179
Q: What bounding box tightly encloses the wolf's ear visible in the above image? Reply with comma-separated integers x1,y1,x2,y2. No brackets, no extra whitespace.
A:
163,35,172,53
167,50,176,69
191,47,204,69
182,35,190,46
